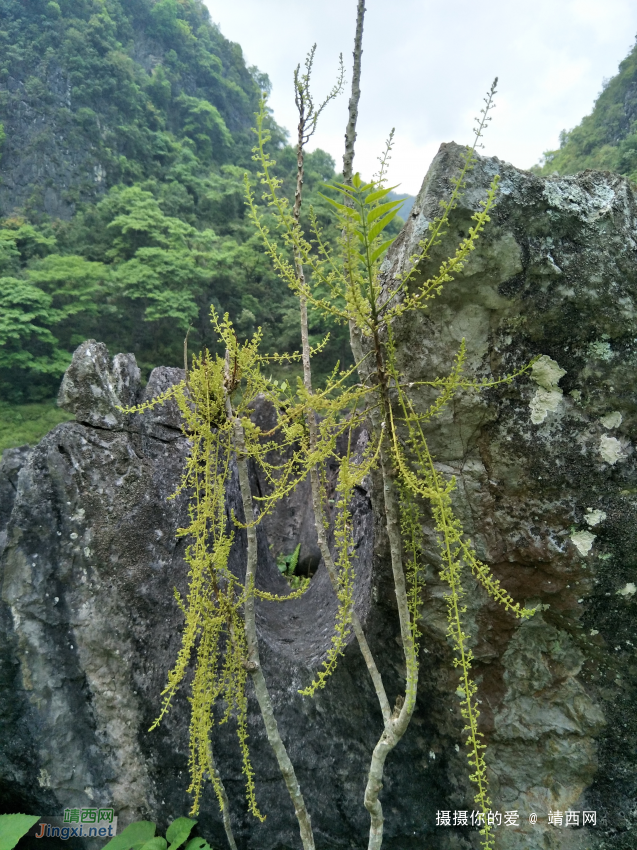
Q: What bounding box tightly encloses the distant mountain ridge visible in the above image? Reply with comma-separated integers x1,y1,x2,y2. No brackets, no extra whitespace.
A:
0,0,263,219
0,0,371,403
534,39,637,181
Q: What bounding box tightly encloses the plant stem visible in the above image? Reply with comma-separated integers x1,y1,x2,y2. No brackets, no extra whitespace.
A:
224,367,316,850
343,0,368,416
207,743,238,850
361,366,419,850
309,449,392,725
340,6,420,843
292,68,391,726
343,0,366,183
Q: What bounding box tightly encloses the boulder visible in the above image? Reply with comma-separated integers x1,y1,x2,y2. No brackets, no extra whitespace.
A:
0,343,386,850
380,142,637,849
2,146,637,850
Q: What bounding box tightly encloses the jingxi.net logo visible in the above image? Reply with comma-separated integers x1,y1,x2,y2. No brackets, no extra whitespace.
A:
27,807,118,840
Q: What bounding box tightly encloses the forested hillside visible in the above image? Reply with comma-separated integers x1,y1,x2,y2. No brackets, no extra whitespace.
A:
0,0,377,407
534,38,637,181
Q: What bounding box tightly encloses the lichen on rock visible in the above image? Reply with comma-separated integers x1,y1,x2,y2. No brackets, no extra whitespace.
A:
530,354,567,390
585,508,607,527
381,141,637,848
599,433,626,465
528,354,567,424
600,410,623,429
571,529,597,556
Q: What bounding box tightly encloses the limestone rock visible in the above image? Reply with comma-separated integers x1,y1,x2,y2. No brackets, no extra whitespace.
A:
381,142,637,848
0,445,31,558
0,342,392,850
3,146,637,850
57,340,141,431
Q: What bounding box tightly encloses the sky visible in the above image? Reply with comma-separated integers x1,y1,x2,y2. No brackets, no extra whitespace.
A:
205,1,637,197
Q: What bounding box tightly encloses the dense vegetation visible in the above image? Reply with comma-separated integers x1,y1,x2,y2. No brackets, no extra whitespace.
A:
534,38,637,180
0,0,401,406
0,400,72,453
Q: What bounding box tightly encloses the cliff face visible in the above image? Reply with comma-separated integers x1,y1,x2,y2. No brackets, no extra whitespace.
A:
0,60,82,220
1,148,637,850
0,0,260,219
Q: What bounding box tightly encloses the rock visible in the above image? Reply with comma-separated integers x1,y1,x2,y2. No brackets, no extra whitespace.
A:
57,340,141,431
249,394,360,578
247,394,322,577
0,445,31,558
0,341,391,850
380,142,637,848
137,366,188,442
0,60,108,220
3,146,637,850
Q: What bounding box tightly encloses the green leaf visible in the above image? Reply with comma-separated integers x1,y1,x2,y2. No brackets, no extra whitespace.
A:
184,838,212,850
351,173,374,193
354,228,368,246
288,543,301,573
139,839,167,850
102,821,156,850
0,814,41,850
366,200,403,224
364,185,399,206
166,818,197,850
318,194,360,220
318,193,347,211
326,181,355,194
368,209,400,243
369,238,396,265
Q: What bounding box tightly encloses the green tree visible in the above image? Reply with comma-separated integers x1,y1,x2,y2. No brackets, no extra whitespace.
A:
26,254,107,348
0,276,69,400
0,0,366,413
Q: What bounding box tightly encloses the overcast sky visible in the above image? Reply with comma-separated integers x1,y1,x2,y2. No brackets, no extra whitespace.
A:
206,0,637,196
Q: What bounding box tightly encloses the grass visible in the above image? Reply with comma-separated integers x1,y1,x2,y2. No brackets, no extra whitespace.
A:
0,400,74,454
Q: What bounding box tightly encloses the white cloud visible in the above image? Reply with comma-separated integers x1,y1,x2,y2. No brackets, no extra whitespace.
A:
206,0,637,194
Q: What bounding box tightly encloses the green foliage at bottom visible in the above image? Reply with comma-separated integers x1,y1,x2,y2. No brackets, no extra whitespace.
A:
0,814,41,850
102,816,209,850
0,400,73,454
277,543,303,588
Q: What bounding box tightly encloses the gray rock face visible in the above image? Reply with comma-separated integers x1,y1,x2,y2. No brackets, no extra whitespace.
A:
247,395,322,577
2,148,637,850
57,340,141,431
0,445,31,557
0,33,163,219
380,143,637,849
0,63,99,220
1,342,400,850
